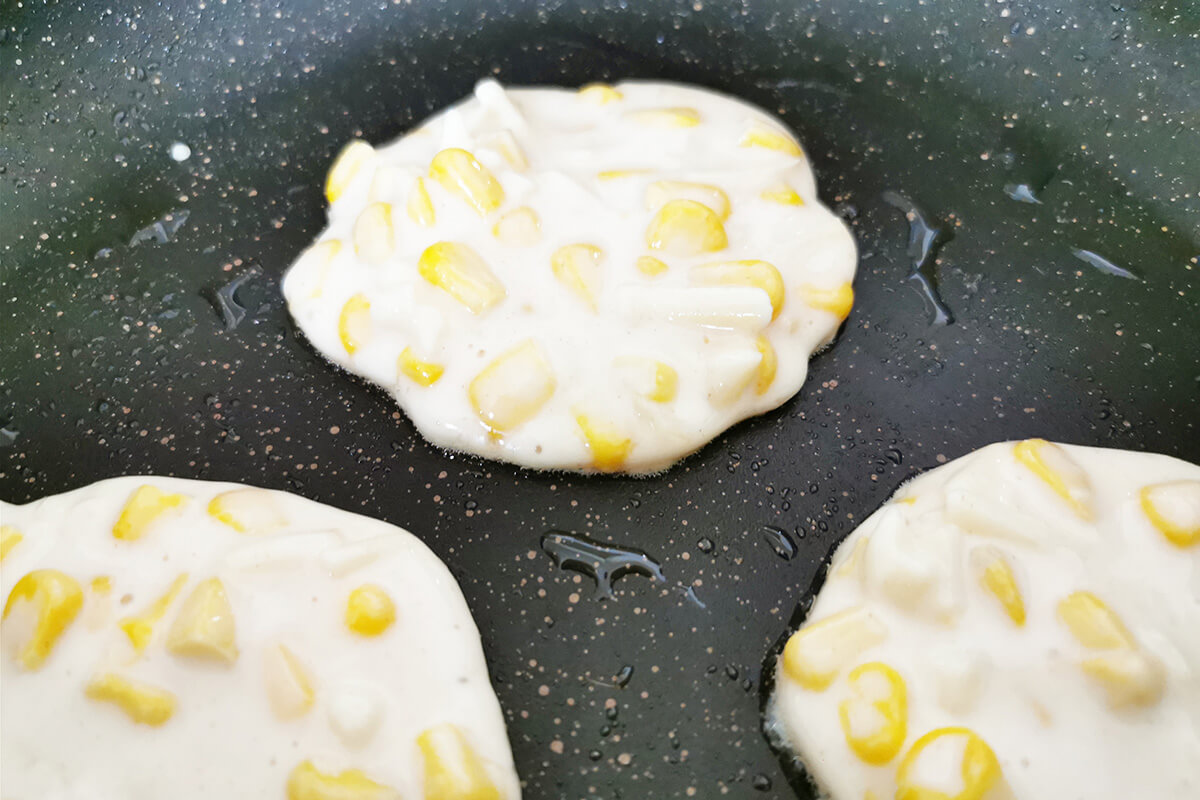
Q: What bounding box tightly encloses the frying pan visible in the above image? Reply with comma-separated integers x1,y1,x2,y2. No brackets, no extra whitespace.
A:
2,0,1197,797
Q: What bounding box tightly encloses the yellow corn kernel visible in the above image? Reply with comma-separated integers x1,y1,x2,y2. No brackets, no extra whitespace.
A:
597,168,653,181
896,727,1003,800
479,129,528,171
739,124,803,157
419,723,502,800
613,357,678,403
468,340,557,435
418,242,507,314
760,183,805,205
265,643,316,720
578,83,623,104
782,607,888,691
802,282,855,321
3,569,84,670
407,177,436,227
492,206,541,246
166,577,238,664
645,180,731,221
1139,481,1200,547
353,202,395,265
287,760,398,800
301,239,344,299
574,412,633,472
207,488,287,534
1081,650,1166,709
838,662,908,765
85,673,176,726
112,484,187,541
551,244,605,310
428,148,505,216
119,573,188,654
325,140,375,204
979,555,1025,627
646,200,728,256
399,347,445,387
345,584,396,636
91,576,113,593
626,107,702,128
649,363,679,403
0,525,22,561
1057,591,1134,650
754,336,777,395
1013,438,1093,520
338,294,371,355
635,255,669,277
693,261,785,320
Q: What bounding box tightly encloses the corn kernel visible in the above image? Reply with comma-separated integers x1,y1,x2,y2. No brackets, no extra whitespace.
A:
833,535,870,579
754,336,777,395
649,363,679,403
1013,439,1093,520
760,183,805,205
91,576,112,593
119,573,188,654
112,484,188,541
207,488,287,534
419,723,502,800
85,673,176,726
345,584,396,636
468,340,557,435
646,200,728,256
492,206,541,246
418,242,507,314
838,662,908,765
287,760,399,800
694,261,785,320
328,684,385,747
551,244,605,310
597,168,653,181
645,180,731,221
1057,591,1134,650
574,412,633,472
578,83,623,104
612,357,678,403
739,124,803,157
367,164,406,204
300,239,344,299
265,643,316,720
166,577,239,664
326,140,375,204
479,129,528,171
1139,480,1200,547
338,294,371,355
619,286,772,331
407,178,436,227
399,347,446,387
635,255,669,277
353,202,395,265
0,525,22,561
626,106,701,128
978,554,1025,627
782,607,888,691
428,148,505,216
3,569,84,670
896,727,1003,800
1081,650,1166,709
707,344,765,407
801,282,855,321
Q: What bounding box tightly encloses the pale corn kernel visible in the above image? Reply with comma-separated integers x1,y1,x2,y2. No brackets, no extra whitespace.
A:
345,584,396,636
838,662,908,765
635,255,669,277
407,178,436,227
618,286,773,331
551,244,605,310
265,644,316,720
645,180,731,221
1139,481,1200,547
578,83,623,104
627,107,702,128
479,129,528,171
574,412,633,472
782,607,888,691
760,182,805,205
694,261,785,320
1057,591,1134,650
91,576,113,593
492,206,541,246
597,168,653,181
119,573,188,654
801,282,855,321
978,554,1025,627
353,203,396,265
301,239,344,299
706,344,765,408
112,484,188,541
338,294,372,355
646,200,728,256
85,673,176,726
1081,650,1166,709
399,347,446,387
207,489,288,534
896,727,1003,800
754,336,777,395
467,340,557,435
166,577,239,664
328,683,385,747
1013,438,1093,520
739,124,803,157
419,723,502,800
428,148,505,216
833,535,870,579
0,525,22,561
3,569,84,670
418,242,507,315
287,760,399,800
325,140,375,204
612,357,678,403
367,164,406,204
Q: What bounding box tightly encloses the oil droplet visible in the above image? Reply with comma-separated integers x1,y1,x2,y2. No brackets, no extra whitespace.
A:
1003,183,1041,204
1072,248,1139,280
129,209,190,247
761,526,797,560
540,531,666,600
696,537,715,553
882,190,955,325
615,665,634,687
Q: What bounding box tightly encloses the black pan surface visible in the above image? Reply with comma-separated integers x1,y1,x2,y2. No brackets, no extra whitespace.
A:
2,1,1198,797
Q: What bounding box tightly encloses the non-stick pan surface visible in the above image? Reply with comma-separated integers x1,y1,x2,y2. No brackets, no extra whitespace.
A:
2,1,1197,797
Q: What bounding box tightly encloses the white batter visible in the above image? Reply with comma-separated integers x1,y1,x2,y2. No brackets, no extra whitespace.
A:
0,477,521,800
282,79,857,473
769,440,1200,800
